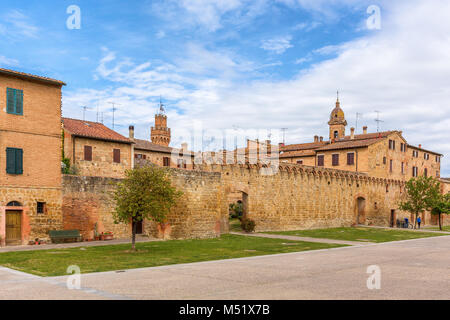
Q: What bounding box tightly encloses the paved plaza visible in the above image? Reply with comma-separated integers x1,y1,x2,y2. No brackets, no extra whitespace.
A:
0,235,449,300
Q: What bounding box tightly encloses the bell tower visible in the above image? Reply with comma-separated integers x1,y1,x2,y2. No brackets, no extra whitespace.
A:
151,99,171,146
328,92,347,141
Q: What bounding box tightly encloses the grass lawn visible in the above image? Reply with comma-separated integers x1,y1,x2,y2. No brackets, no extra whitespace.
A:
264,227,446,243
424,226,450,232
229,218,243,232
0,234,344,277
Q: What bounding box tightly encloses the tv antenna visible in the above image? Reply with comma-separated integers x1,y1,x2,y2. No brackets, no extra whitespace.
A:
355,112,363,133
281,128,288,145
374,110,384,132
108,102,121,129
81,105,91,121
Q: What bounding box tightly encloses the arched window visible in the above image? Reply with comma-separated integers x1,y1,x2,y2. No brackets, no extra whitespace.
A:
334,131,338,138
7,201,22,207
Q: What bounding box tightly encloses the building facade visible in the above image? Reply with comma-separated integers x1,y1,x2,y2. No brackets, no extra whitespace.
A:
0,69,65,246
280,98,442,181
62,117,133,179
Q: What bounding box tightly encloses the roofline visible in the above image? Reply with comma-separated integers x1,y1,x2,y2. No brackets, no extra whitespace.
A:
407,144,442,156
134,146,172,154
0,68,66,86
71,133,133,145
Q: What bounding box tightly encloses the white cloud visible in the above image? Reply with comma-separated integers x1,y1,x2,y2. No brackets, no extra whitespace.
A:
261,36,293,54
65,0,450,175
0,55,19,66
0,10,39,39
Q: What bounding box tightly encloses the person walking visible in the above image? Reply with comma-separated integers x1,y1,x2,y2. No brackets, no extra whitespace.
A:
417,216,422,229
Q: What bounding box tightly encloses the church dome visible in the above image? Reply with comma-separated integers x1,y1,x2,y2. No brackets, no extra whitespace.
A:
328,99,347,125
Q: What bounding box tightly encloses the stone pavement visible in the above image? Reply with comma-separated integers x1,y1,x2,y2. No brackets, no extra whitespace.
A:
229,231,371,246
1,235,449,299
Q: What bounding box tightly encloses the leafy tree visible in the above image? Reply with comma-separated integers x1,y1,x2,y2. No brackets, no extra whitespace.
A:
112,166,182,251
398,176,441,229
431,193,450,231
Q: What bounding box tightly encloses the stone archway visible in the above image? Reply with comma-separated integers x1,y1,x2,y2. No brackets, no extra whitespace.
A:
356,197,366,225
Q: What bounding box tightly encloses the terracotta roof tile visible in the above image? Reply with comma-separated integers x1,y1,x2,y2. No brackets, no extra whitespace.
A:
0,68,66,86
279,150,316,158
134,139,194,156
315,138,384,151
62,118,132,144
134,139,173,153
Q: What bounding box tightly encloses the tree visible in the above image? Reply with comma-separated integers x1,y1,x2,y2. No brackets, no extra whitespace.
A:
431,193,450,231
398,176,441,229
112,165,182,251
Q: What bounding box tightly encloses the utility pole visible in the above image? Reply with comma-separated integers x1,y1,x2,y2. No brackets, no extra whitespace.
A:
108,102,120,129
374,110,384,132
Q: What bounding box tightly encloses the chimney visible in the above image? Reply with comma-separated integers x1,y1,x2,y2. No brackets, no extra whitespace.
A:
129,125,134,140
314,135,319,142
319,136,323,142
419,144,422,148
181,142,188,151
363,126,368,134
350,127,355,140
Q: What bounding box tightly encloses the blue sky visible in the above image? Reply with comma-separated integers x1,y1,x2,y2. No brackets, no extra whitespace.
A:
1,0,450,175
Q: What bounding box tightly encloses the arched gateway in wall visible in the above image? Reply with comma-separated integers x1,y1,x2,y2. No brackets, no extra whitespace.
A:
356,197,366,224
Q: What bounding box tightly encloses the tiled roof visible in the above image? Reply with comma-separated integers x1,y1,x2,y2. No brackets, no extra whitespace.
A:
279,150,316,158
281,141,327,152
0,68,66,86
282,131,394,153
134,139,173,153
134,139,194,156
315,137,384,151
62,118,132,144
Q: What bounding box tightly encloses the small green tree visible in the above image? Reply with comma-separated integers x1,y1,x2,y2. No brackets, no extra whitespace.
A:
398,176,441,229
112,166,182,251
431,193,450,231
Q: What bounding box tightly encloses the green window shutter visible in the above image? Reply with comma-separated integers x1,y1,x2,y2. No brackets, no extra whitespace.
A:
15,89,23,115
6,148,23,174
6,148,16,174
15,149,23,174
6,88,15,114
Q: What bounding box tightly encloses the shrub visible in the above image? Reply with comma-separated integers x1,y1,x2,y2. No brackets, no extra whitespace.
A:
229,202,243,219
241,218,256,233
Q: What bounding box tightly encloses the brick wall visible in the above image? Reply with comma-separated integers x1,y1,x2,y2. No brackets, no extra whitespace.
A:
62,170,227,240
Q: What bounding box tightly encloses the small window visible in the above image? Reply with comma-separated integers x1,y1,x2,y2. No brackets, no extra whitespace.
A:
392,140,396,150
84,146,92,161
388,140,392,149
334,131,338,138
424,168,428,177
163,157,170,167
297,160,303,165
383,156,386,165
113,149,120,163
389,159,393,172
6,147,23,175
6,88,24,115
332,154,339,166
347,153,354,165
317,155,324,166
37,202,46,214
401,162,404,174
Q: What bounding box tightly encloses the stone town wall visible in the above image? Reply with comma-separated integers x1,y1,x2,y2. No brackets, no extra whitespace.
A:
62,170,227,240
195,163,409,231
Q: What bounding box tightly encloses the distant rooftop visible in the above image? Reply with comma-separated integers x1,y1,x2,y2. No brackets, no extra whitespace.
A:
62,117,132,144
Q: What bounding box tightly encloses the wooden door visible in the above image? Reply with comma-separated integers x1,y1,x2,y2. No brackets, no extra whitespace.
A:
6,211,22,245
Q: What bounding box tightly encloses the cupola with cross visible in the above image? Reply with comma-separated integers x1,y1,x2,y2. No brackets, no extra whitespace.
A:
328,91,347,141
